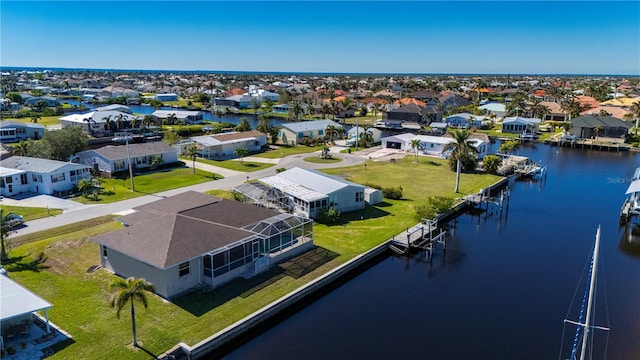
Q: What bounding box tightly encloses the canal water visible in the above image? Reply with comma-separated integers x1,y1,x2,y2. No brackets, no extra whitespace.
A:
222,144,640,359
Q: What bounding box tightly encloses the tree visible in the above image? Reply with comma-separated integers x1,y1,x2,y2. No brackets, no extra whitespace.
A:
12,141,31,156
444,129,478,192
165,113,178,126
31,114,41,124
234,117,251,132
77,178,93,197
325,125,341,144
114,113,127,131
483,154,502,175
142,115,155,129
0,209,16,261
40,126,87,161
289,101,303,121
162,130,180,146
186,144,199,174
360,106,368,117
321,103,331,119
234,147,248,164
321,146,331,159
593,125,602,140
499,139,520,155
330,100,340,120
109,277,155,347
102,115,114,132
410,139,422,162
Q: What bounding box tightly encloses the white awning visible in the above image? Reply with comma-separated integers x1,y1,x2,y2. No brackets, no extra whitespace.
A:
0,275,52,321
626,180,640,195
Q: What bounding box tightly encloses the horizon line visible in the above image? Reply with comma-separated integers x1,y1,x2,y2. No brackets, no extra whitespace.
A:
1,66,638,77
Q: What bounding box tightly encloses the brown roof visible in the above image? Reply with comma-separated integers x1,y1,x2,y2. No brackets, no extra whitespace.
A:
209,130,265,142
92,191,282,268
91,142,175,161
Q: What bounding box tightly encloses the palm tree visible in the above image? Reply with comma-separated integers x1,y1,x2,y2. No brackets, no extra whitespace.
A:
289,101,303,121
102,115,114,132
410,138,422,162
109,277,155,347
444,129,478,193
77,178,93,197
361,125,374,147
234,147,248,164
1,209,17,261
186,144,199,174
142,115,155,129
321,103,331,119
114,113,127,131
325,125,341,144
31,114,41,124
330,100,340,120
12,140,31,156
593,125,602,141
166,113,178,126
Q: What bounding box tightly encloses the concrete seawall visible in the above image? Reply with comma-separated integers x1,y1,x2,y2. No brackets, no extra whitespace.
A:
172,240,391,359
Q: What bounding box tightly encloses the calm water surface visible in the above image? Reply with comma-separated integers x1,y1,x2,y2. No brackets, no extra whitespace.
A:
222,144,640,360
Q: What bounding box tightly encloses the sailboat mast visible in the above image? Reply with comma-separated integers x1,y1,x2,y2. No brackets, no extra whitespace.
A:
579,225,601,360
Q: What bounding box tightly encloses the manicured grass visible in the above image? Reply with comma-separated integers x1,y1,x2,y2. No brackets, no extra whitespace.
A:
3,116,61,126
73,168,214,204
186,157,274,172
252,145,326,159
303,156,342,164
6,156,502,359
1,205,62,221
204,189,237,200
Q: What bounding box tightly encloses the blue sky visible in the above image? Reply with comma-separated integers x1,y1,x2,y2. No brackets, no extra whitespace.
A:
1,1,639,75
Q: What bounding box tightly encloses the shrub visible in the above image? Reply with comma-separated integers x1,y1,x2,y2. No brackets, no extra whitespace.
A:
362,182,382,190
315,207,341,224
414,203,437,220
483,154,502,174
275,167,287,173
382,186,403,200
414,195,455,221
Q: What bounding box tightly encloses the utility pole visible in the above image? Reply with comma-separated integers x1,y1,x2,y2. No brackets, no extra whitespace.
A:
126,138,135,191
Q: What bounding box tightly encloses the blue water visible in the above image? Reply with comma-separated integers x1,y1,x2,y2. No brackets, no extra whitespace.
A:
62,100,287,128
222,144,640,359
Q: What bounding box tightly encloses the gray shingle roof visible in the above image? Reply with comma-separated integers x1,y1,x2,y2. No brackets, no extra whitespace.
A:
91,191,285,268
87,142,176,161
0,121,46,130
0,156,90,173
571,115,632,129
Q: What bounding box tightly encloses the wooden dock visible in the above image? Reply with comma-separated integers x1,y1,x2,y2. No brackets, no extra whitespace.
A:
544,139,630,152
388,219,446,258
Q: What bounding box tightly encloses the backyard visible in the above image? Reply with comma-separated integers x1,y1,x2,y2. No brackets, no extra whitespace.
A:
6,157,502,359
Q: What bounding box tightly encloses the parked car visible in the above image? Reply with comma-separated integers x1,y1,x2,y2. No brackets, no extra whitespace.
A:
5,213,24,229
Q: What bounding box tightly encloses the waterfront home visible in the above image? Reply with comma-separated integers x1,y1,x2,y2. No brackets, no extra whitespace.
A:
272,104,290,114
385,103,430,125
74,142,179,176
23,96,60,107
258,167,366,218
185,130,267,159
154,93,179,101
94,104,133,113
444,113,489,129
278,119,342,145
381,133,488,158
98,86,138,99
59,110,137,135
501,116,541,134
478,102,507,118
428,122,449,135
540,101,566,121
0,156,91,197
569,115,631,139
92,191,314,298
0,121,45,143
151,110,204,125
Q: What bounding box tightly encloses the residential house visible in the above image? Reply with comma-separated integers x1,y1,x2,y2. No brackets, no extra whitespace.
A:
278,119,342,145
154,93,179,101
272,104,290,114
23,96,60,107
0,121,45,143
0,274,54,339
0,156,91,197
539,101,566,121
386,103,429,125
501,116,541,134
151,110,204,125
569,115,631,139
92,191,314,298
98,86,138,99
346,126,383,146
444,113,489,129
74,142,179,176
381,133,488,158
94,104,133,113
59,110,137,136
258,167,366,218
186,130,267,159
479,102,507,118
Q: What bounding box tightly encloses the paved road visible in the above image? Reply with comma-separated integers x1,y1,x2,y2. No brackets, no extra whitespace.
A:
8,147,367,236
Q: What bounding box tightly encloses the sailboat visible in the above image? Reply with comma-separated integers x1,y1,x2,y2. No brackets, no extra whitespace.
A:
563,226,610,360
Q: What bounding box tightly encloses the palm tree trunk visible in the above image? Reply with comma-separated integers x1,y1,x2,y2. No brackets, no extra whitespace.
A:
130,300,137,346
455,158,461,193
192,157,196,174
1,239,7,262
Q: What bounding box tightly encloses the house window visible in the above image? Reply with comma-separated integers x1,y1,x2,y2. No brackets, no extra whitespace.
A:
318,130,324,135
178,261,190,277
51,173,65,183
355,192,364,202
20,174,28,185
5,176,12,184
202,255,212,278
114,161,125,171
298,132,304,138
0,178,4,188
102,245,108,257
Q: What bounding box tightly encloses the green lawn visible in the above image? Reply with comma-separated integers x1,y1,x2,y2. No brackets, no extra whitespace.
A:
73,168,214,204
185,157,275,172
3,116,61,127
252,145,326,159
303,156,342,164
1,205,62,221
6,157,502,359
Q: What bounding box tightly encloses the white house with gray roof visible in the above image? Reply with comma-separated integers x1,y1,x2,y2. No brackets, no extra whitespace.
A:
0,121,45,143
151,110,204,124
74,142,178,176
59,110,137,135
278,119,342,145
0,156,91,197
185,130,267,159
381,133,488,158
259,167,365,218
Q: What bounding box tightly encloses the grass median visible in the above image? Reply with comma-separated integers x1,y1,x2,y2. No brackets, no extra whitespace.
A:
7,155,502,359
